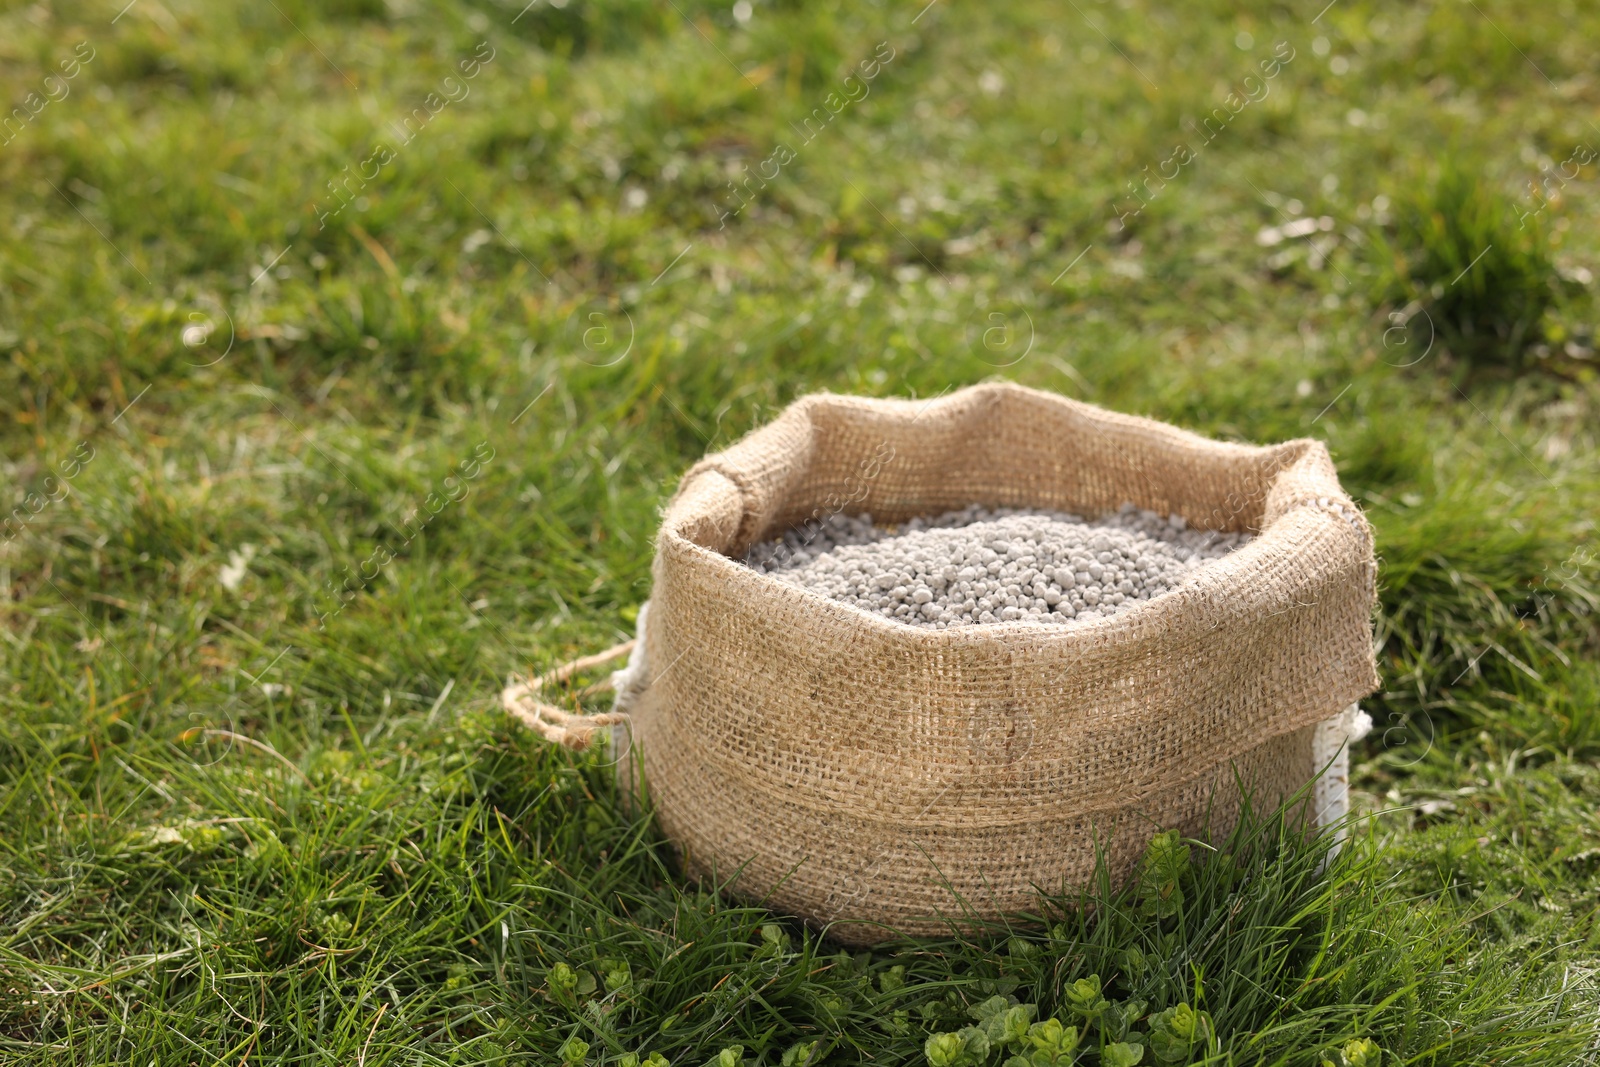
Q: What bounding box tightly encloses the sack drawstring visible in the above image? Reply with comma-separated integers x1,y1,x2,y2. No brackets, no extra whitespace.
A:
501,639,636,750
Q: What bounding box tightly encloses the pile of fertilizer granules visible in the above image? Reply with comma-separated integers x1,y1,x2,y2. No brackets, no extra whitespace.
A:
743,504,1251,628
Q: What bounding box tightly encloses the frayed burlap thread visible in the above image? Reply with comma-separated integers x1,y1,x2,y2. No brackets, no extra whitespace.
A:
615,382,1380,944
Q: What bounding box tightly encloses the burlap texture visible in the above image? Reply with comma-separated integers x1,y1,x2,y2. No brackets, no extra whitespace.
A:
621,382,1379,943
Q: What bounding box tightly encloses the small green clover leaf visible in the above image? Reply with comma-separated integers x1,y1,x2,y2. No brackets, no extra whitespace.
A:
993,1004,1038,1049
1317,1037,1382,1067
1342,1038,1381,1067
1151,1004,1196,1042
971,994,1017,1023
816,992,850,1017
1007,936,1040,958
1024,1018,1081,1066
760,923,790,952
782,1040,822,1066
830,950,871,978
925,1026,991,1067
548,962,579,1004
1064,975,1101,1005
1152,1004,1203,1062
316,907,353,943
602,959,632,993
957,1027,991,1065
926,1032,965,1067
443,962,470,991
1063,975,1110,1026
878,964,907,997
1148,1029,1188,1063
971,995,1034,1048
558,1037,589,1065
706,1045,745,1067
1102,1041,1145,1067
1105,999,1146,1042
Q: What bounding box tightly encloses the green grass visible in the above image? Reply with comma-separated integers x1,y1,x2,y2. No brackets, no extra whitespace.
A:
2,0,1600,1063
1369,161,1560,366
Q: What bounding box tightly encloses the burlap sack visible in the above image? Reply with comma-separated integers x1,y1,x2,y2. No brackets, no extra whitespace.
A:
613,382,1379,943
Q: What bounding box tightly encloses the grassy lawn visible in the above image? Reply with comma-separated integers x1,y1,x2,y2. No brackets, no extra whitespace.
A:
3,0,1599,1063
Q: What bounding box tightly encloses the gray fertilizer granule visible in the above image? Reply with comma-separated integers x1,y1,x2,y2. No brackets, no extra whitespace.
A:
744,504,1251,628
